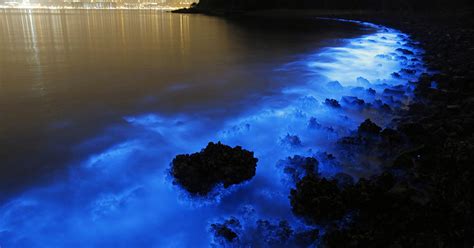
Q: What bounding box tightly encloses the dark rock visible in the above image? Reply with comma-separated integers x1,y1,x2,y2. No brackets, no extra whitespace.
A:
401,68,416,74
408,102,428,114
397,55,408,61
255,220,293,246
397,123,427,143
293,229,319,247
292,14,474,248
290,174,347,223
383,88,405,96
372,99,393,113
308,117,322,129
280,156,319,183
396,48,415,55
211,217,241,242
325,98,341,108
391,72,401,78
358,119,382,135
281,134,302,147
342,96,365,106
334,172,355,189
211,217,320,247
380,128,403,144
367,88,376,95
171,142,258,195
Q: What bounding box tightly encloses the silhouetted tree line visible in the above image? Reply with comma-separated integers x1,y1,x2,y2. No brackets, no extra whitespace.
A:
197,0,471,11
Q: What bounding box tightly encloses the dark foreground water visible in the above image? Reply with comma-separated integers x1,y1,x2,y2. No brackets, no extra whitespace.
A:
0,9,425,247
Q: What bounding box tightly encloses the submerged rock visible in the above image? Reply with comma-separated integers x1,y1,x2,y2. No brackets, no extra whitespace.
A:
326,81,344,91
401,68,417,74
211,217,319,247
211,217,241,243
280,156,319,183
171,142,258,195
342,96,365,106
396,48,415,55
281,134,302,147
308,117,322,129
367,88,377,95
383,88,405,96
391,72,401,78
372,99,393,113
325,98,341,108
255,220,294,246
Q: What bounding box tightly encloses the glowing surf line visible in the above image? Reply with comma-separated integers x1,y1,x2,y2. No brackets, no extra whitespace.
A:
0,19,426,247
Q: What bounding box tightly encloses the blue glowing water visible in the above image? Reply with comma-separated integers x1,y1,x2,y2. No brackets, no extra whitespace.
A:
0,19,426,247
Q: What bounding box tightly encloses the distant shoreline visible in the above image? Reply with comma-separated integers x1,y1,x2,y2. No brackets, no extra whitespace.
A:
172,7,471,20
0,6,180,10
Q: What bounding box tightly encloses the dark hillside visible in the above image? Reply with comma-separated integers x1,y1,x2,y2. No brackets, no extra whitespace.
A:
197,0,472,11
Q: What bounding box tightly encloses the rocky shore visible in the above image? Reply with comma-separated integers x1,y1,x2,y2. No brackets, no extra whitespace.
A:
170,10,473,246
288,13,474,247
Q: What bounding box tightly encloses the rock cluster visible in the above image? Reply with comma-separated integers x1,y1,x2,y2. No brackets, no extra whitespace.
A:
325,98,341,108
357,119,382,135
290,174,348,223
290,14,474,247
211,217,319,247
171,142,258,195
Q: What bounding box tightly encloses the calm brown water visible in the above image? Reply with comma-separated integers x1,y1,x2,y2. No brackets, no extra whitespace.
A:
0,9,366,194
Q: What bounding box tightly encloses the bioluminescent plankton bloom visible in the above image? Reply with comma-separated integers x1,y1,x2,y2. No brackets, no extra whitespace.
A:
0,12,430,247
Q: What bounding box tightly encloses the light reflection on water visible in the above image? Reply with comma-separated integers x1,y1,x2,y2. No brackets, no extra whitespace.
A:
0,12,425,247
0,9,366,191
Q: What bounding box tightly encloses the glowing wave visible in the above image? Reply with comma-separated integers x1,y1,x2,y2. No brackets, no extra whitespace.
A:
0,19,426,247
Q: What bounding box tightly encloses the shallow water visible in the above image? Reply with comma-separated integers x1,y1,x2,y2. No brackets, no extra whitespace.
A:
0,10,425,247
0,9,367,191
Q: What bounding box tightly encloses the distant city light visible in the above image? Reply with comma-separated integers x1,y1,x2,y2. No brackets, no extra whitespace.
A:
0,0,196,9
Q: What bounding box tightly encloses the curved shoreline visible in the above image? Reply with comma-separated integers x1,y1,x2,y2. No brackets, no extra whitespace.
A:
283,13,474,247
0,16,436,247
200,14,474,246
206,19,429,246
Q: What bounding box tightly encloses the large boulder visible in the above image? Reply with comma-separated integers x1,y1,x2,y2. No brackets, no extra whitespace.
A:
171,142,258,195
